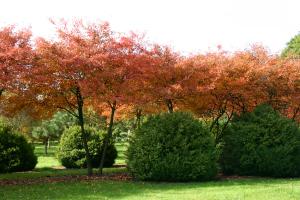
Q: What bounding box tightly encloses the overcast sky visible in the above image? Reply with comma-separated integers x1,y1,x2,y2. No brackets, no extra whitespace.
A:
0,0,299,54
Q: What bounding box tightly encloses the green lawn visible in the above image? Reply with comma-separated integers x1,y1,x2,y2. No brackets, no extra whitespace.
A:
0,142,127,180
115,142,127,165
1,178,300,200
34,143,61,168
1,142,300,200
34,142,127,168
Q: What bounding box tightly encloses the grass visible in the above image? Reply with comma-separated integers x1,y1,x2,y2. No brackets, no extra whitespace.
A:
2,142,300,200
115,142,127,165
34,142,127,168
0,142,127,181
1,178,300,199
34,143,61,168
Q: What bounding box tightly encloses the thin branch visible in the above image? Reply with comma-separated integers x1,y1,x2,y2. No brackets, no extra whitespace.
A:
57,106,78,118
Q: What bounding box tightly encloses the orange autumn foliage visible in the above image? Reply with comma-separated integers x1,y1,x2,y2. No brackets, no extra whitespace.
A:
1,21,300,147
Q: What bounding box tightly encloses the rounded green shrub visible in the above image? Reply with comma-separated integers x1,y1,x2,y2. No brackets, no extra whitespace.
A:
57,126,117,168
0,121,37,173
220,104,300,177
127,112,218,181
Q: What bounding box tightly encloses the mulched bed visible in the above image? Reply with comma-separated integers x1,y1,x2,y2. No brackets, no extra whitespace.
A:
0,172,132,186
217,174,256,180
0,172,261,186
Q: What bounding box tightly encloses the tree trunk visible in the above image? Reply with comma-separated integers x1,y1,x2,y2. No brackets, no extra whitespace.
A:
44,138,48,155
99,101,116,175
47,138,50,149
292,106,300,120
166,99,174,113
76,87,93,176
134,108,142,129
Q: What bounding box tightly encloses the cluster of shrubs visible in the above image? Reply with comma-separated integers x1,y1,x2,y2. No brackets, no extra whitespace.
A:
57,126,117,168
220,104,300,177
0,121,118,173
2,103,300,182
127,104,300,181
0,121,37,173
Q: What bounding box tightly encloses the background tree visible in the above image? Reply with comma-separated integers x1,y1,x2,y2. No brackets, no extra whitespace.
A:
143,46,182,113
32,111,77,154
86,33,150,174
17,20,114,176
282,33,300,58
0,26,33,97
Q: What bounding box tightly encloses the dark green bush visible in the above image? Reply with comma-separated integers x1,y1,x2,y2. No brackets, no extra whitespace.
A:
57,126,117,168
0,121,37,173
127,112,217,181
220,104,300,177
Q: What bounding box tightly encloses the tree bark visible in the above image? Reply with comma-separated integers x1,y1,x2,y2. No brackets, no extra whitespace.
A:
292,106,300,120
99,101,116,175
47,138,50,149
165,99,174,113
76,87,93,176
44,138,48,155
134,108,142,129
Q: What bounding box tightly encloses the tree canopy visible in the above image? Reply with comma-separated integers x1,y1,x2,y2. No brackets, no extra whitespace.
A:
282,33,300,58
1,20,300,175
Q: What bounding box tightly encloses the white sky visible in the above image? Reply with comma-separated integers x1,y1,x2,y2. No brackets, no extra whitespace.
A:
0,0,299,54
